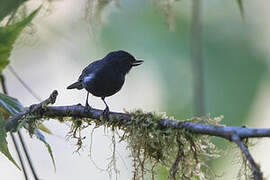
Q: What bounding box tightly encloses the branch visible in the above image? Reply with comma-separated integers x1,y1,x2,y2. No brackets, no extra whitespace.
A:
232,134,263,180
5,90,270,139
5,90,270,179
5,90,58,132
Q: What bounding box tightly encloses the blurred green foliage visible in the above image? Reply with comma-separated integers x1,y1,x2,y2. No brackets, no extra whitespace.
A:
0,7,40,74
99,2,267,177
100,1,266,126
204,26,266,126
0,6,40,169
237,0,244,19
0,111,21,169
0,5,56,171
0,0,28,22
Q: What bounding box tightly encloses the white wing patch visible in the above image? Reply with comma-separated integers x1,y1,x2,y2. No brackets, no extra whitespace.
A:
83,73,95,84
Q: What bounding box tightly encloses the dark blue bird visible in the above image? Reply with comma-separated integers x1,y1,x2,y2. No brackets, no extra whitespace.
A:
67,50,143,116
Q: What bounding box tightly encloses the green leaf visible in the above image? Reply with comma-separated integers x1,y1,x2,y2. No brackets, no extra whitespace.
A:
0,93,23,116
38,124,53,135
237,0,244,20
0,112,21,169
0,93,25,131
0,6,41,74
35,129,56,171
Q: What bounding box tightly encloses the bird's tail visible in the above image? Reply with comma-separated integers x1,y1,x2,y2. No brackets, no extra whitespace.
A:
67,81,83,90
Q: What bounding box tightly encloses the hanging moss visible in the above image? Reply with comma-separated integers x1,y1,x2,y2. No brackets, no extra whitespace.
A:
22,107,258,180
66,109,221,179
113,109,221,180
236,139,263,180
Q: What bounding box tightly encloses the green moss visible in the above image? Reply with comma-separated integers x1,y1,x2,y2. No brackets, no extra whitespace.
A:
61,109,222,179
114,109,220,179
66,117,88,152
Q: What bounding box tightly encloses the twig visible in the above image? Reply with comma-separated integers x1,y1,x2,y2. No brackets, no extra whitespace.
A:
5,90,58,132
0,74,8,94
10,133,29,180
8,65,42,102
168,138,183,180
18,131,39,180
231,134,263,180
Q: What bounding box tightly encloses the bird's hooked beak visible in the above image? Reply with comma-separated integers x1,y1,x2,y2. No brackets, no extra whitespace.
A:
132,60,144,67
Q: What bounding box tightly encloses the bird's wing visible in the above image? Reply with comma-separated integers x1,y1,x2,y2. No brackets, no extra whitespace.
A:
79,59,104,81
67,59,105,90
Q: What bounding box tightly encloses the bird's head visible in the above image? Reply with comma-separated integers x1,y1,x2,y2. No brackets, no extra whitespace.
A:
106,50,143,75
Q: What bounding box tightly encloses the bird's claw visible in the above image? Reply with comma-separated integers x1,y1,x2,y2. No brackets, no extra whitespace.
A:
102,107,110,120
84,103,92,112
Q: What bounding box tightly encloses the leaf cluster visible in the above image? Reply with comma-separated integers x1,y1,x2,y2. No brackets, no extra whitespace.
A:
0,2,55,170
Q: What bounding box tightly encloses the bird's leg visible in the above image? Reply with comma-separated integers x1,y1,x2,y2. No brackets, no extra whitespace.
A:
85,92,91,109
101,97,109,119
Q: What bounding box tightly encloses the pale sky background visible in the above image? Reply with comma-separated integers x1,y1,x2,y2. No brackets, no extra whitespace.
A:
1,0,270,179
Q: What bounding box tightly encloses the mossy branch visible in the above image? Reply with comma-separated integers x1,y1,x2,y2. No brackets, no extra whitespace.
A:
232,134,263,180
5,90,269,180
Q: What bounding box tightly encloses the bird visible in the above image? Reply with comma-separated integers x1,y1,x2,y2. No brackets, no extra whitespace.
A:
67,50,143,117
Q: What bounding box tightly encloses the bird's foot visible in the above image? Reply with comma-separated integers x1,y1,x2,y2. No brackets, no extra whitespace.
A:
102,107,110,120
84,102,92,111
